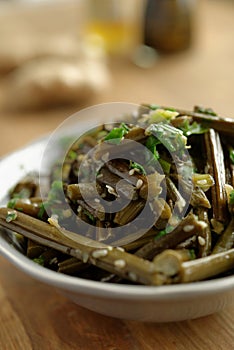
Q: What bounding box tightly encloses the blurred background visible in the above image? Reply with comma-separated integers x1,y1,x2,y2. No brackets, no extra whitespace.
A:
0,0,233,156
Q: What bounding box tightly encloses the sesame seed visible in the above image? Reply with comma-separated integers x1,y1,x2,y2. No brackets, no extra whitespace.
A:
136,179,143,189
49,257,58,265
82,252,89,263
198,236,206,246
48,215,60,229
149,202,154,211
94,198,100,203
116,246,125,252
114,259,126,268
106,185,118,196
78,155,84,162
183,224,195,232
198,221,208,229
129,169,135,176
92,249,108,258
128,272,137,281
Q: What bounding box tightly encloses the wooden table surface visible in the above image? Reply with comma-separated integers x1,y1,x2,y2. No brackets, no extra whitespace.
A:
0,1,234,349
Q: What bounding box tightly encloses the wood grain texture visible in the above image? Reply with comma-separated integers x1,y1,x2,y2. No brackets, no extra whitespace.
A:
0,257,234,350
0,1,234,349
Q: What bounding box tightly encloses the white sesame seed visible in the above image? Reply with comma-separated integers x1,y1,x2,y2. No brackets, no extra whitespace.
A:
92,249,108,259
108,246,113,251
183,224,195,232
149,202,154,211
49,257,58,265
78,155,84,162
82,252,89,263
94,198,100,203
129,169,135,176
128,272,137,281
114,259,126,268
48,215,60,229
198,221,208,229
22,199,31,204
116,246,125,252
198,236,206,246
106,185,118,196
136,179,143,189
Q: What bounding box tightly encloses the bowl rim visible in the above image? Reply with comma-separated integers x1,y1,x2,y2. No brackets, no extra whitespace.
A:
1,235,234,301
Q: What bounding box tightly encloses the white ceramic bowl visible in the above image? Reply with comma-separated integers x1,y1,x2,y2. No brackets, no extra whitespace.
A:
1,104,234,322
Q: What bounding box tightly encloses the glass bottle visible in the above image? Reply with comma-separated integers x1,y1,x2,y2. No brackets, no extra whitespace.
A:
85,0,144,57
144,0,195,53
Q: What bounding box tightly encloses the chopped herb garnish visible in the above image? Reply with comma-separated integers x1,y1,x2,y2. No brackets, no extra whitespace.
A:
12,188,31,199
47,181,64,202
82,208,95,223
230,190,234,205
155,225,174,239
194,106,217,116
178,119,208,136
148,109,179,124
6,210,17,223
155,229,167,239
189,249,196,260
68,150,77,160
146,122,187,153
145,135,160,161
33,256,45,266
37,203,46,220
40,181,65,218
129,161,146,175
104,123,129,144
159,158,171,174
7,198,17,209
229,149,234,165
147,104,160,110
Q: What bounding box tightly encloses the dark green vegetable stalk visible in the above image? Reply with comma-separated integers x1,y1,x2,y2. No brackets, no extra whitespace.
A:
1,104,234,285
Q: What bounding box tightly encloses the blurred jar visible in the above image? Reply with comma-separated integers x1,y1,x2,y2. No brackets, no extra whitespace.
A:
85,0,145,57
144,0,195,53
